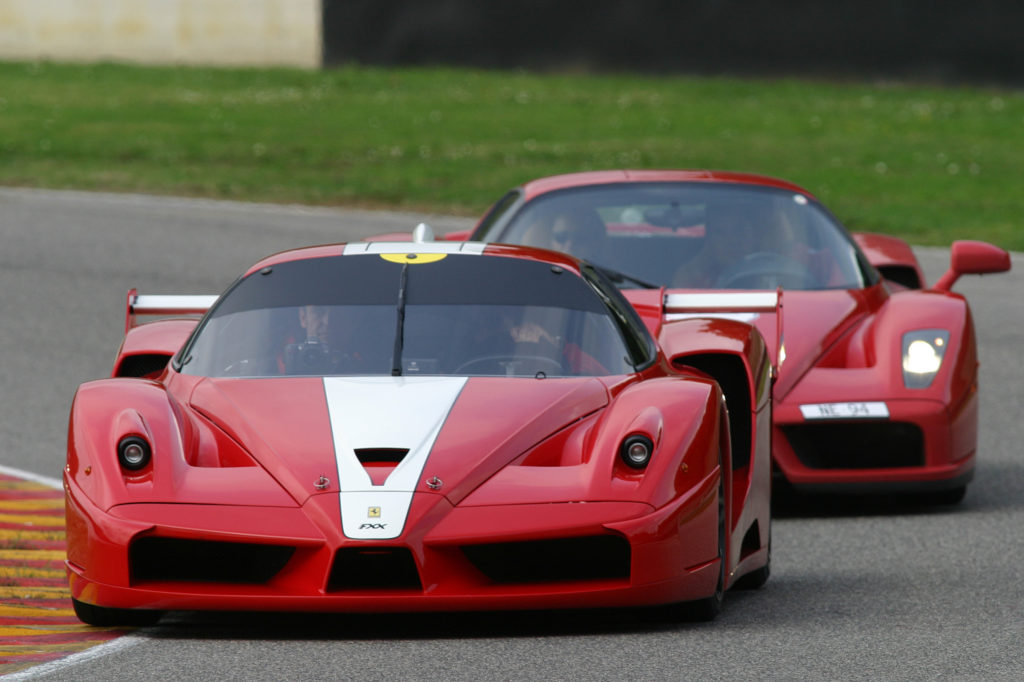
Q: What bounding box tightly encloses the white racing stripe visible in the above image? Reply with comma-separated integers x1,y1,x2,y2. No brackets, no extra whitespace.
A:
323,376,467,540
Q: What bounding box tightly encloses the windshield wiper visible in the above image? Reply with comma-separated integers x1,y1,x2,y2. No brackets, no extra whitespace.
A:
391,262,409,376
593,264,660,290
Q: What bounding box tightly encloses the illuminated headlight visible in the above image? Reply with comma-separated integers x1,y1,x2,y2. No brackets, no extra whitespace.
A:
901,330,949,388
620,435,655,469
118,436,152,471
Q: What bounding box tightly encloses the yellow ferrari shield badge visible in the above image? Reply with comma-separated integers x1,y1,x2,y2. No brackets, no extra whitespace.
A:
380,253,447,264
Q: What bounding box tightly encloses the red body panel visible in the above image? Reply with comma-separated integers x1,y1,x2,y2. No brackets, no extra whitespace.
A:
517,169,813,204
67,243,772,619
66,370,759,613
480,170,1009,497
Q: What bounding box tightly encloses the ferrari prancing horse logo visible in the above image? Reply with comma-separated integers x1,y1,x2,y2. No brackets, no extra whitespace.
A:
368,506,381,518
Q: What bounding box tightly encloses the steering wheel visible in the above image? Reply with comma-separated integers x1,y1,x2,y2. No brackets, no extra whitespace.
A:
714,252,818,290
454,355,564,376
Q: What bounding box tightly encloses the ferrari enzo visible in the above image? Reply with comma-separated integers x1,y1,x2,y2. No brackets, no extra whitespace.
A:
465,170,1011,504
65,240,772,626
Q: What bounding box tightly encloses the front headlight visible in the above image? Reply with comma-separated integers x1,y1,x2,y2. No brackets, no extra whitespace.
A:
901,330,950,388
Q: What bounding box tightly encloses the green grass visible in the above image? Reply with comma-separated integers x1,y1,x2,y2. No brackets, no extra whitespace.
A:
1,60,1021,248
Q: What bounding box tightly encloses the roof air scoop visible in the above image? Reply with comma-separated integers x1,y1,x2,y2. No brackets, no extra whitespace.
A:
412,223,435,243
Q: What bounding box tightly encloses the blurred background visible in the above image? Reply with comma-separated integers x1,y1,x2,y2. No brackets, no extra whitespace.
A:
0,1,1021,248
0,0,1021,84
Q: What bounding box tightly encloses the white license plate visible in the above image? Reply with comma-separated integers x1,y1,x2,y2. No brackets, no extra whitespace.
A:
799,402,890,420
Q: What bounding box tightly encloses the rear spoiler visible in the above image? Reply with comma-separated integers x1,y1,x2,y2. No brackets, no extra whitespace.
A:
664,290,784,373
125,288,217,333
664,292,779,315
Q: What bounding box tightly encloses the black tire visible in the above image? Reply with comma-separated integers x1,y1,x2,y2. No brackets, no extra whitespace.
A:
923,485,967,506
72,598,163,627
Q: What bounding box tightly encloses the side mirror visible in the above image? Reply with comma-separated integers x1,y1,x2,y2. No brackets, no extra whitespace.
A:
932,240,1011,292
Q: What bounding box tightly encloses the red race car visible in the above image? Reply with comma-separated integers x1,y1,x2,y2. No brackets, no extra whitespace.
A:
66,240,772,625
466,170,1011,504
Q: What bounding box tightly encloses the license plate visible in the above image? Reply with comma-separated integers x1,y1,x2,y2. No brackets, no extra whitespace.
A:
799,402,890,420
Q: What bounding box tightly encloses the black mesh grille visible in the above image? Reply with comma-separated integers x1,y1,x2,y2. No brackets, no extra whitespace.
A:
130,537,295,584
327,547,422,591
462,535,630,584
782,422,925,469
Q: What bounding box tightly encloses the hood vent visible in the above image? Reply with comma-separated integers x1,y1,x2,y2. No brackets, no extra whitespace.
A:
354,448,410,485
354,448,409,464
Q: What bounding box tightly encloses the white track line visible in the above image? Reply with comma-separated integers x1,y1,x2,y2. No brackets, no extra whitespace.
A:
0,463,62,490
0,463,148,679
4,635,147,680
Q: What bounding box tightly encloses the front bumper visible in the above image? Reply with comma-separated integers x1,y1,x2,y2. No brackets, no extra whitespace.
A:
65,475,722,614
772,395,975,494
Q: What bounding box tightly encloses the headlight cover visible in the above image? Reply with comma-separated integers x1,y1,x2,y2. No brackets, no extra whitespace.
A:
901,330,950,388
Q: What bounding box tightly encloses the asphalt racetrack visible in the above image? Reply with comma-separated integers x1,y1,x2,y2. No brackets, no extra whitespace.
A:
2,187,1022,680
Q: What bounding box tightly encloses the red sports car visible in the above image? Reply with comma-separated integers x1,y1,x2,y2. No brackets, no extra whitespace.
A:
466,170,1011,504
66,240,772,625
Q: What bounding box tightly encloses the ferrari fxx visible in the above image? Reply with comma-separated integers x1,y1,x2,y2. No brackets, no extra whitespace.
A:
66,240,772,625
467,170,1011,503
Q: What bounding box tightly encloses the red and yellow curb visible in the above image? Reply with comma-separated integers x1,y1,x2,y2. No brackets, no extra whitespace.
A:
0,473,127,676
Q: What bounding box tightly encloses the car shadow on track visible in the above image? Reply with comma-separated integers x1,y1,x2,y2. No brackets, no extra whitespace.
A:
770,463,1024,518
771,488,963,519
142,604,720,641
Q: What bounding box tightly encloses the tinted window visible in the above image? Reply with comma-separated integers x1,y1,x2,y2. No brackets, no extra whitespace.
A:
179,253,641,379
493,183,873,291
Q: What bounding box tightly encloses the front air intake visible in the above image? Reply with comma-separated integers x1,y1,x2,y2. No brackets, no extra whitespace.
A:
782,422,925,469
462,535,630,584
130,537,294,584
327,547,422,591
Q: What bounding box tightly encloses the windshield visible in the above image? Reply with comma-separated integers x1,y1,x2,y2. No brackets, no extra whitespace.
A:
488,183,874,291
179,252,641,379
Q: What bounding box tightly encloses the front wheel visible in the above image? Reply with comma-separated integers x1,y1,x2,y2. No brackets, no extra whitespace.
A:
682,473,726,621
72,598,163,627
923,485,967,506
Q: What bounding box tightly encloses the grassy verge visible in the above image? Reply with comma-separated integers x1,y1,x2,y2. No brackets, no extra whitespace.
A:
1,60,1021,248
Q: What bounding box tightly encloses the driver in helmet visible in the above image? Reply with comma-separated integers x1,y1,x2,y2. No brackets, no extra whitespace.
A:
672,203,759,288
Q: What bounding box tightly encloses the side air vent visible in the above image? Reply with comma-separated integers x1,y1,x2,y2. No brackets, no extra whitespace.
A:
130,537,294,584
327,547,422,591
115,353,171,378
878,264,922,290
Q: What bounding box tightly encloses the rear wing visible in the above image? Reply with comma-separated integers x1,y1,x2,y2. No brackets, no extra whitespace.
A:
664,292,779,316
664,290,784,372
125,288,217,334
